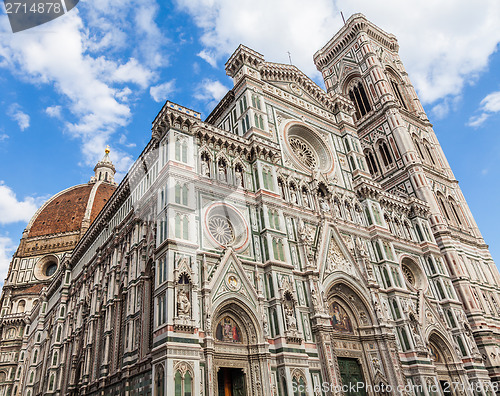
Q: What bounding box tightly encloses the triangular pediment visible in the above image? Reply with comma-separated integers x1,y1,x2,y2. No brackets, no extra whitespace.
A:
337,58,360,85
209,248,259,308
259,62,339,113
315,223,367,285
265,80,331,111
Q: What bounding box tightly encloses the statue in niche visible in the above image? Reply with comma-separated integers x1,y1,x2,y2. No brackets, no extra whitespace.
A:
311,288,322,312
177,289,190,317
262,312,269,337
334,199,342,218
235,165,244,187
408,310,423,347
201,154,210,177
355,205,364,225
218,160,227,182
290,187,298,204
302,189,310,208
344,203,353,221
319,197,330,212
285,306,297,330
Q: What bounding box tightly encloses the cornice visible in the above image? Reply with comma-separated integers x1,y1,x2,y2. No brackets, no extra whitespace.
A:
313,13,399,70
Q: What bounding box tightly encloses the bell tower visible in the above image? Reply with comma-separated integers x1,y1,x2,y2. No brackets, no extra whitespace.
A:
315,13,500,382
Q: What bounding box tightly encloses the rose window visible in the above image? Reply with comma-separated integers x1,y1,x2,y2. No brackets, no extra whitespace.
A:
402,264,415,286
289,137,318,168
285,124,334,173
208,215,235,246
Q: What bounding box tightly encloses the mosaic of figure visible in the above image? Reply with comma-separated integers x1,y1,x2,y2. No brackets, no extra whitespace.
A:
330,302,353,333
216,316,242,343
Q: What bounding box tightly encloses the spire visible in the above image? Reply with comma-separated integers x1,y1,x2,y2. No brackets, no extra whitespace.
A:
91,146,117,185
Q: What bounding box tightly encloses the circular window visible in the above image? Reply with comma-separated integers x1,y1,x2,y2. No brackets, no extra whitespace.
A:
204,203,249,251
45,262,58,277
401,264,415,286
208,215,235,246
400,257,427,291
34,256,59,280
289,137,318,169
285,123,334,173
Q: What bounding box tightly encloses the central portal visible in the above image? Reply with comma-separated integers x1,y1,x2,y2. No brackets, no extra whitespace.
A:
338,357,367,396
217,368,246,396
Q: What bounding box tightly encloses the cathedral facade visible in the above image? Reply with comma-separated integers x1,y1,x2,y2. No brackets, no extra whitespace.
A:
0,13,499,396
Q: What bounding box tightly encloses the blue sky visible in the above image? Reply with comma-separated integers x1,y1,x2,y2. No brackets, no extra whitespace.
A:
0,0,499,282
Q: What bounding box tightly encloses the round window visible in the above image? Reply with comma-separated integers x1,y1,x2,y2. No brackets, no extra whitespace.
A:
285,123,334,173
289,137,318,169
208,215,235,246
33,256,59,280
45,262,58,277
204,203,249,251
401,264,415,286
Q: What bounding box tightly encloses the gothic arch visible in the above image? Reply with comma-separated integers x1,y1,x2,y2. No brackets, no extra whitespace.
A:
325,279,376,328
427,331,463,371
343,76,372,120
436,191,452,224
211,298,262,344
210,300,269,396
385,67,409,110
447,196,466,228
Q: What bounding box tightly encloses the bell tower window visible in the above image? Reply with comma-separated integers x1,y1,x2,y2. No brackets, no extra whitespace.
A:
348,81,371,120
390,80,408,110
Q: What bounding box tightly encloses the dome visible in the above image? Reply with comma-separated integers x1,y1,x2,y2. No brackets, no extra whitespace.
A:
15,148,118,258
26,182,116,238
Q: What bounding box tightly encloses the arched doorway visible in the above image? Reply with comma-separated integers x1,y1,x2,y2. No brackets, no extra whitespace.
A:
211,302,266,396
428,332,463,396
326,282,391,396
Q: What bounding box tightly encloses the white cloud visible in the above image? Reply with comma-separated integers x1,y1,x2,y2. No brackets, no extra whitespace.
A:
7,104,30,131
0,182,40,225
119,134,137,148
468,91,500,127
0,235,16,287
480,91,500,113
46,105,62,118
0,134,8,142
175,0,500,107
150,80,176,102
194,79,230,105
198,49,218,68
468,113,490,128
0,0,167,173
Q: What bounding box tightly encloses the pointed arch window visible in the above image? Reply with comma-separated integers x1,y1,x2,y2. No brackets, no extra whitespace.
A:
424,143,436,165
364,149,378,175
378,141,393,167
155,365,165,396
413,137,425,161
175,214,189,240
175,137,188,163
174,369,192,396
390,79,408,110
448,197,463,226
175,183,189,206
348,81,371,119
438,196,451,222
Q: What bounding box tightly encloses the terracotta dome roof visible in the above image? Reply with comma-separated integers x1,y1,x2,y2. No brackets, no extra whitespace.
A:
27,182,116,238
